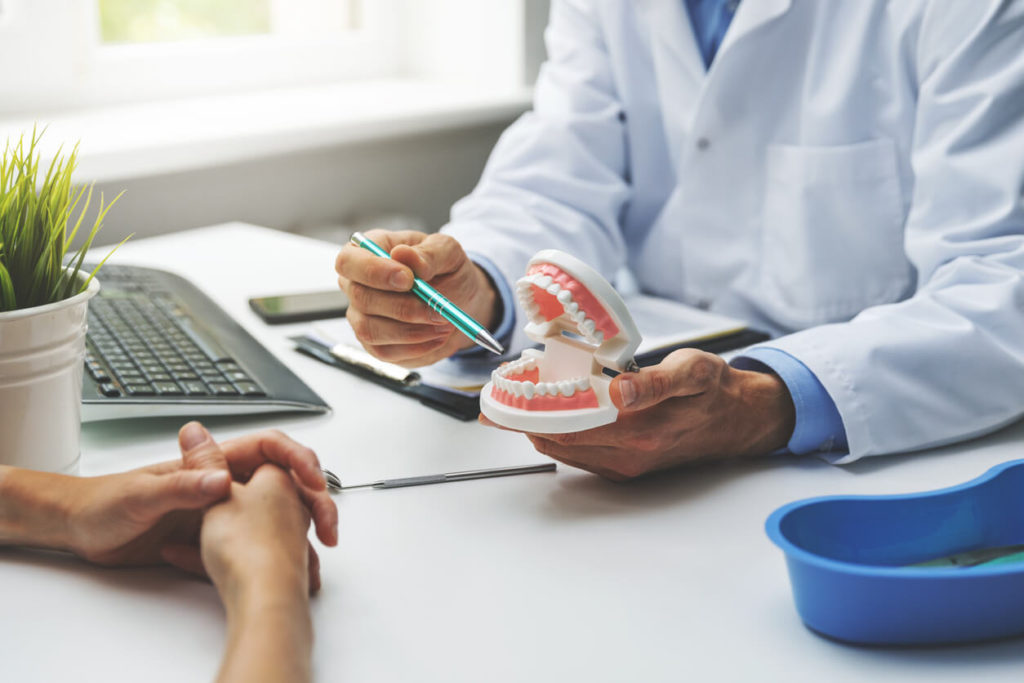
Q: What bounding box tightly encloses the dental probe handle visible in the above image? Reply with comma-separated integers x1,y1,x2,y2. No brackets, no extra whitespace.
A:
338,463,557,490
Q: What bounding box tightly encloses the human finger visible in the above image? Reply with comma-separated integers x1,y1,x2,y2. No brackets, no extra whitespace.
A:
219,430,328,492
293,474,339,547
390,232,466,282
308,543,321,594
178,421,229,471
131,469,231,519
346,307,450,345
160,543,207,577
346,282,447,325
363,336,452,365
611,349,726,412
334,229,428,291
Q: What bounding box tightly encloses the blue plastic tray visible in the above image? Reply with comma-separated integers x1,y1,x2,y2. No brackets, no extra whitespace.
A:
765,459,1024,644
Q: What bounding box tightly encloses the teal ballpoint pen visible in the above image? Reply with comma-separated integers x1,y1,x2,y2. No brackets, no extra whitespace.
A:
350,232,505,355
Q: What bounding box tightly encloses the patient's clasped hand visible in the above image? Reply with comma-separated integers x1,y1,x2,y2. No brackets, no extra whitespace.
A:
0,422,337,683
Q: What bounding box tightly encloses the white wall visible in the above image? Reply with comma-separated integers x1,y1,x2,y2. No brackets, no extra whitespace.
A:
88,121,513,247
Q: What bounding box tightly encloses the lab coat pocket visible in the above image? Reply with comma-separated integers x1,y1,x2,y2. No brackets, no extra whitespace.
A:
760,139,911,328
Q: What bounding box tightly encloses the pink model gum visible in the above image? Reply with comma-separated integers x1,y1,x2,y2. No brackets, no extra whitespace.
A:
526,263,619,339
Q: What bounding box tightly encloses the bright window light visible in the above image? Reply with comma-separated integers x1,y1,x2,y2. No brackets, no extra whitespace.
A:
98,0,273,44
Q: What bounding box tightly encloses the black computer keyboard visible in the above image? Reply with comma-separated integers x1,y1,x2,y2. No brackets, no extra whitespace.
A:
82,264,329,421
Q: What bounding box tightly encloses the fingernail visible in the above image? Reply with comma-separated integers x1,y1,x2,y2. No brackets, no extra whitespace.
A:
200,470,229,495
390,271,411,289
430,310,445,323
619,378,637,407
180,422,210,450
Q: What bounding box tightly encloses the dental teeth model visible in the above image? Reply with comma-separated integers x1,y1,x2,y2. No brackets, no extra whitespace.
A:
480,250,642,433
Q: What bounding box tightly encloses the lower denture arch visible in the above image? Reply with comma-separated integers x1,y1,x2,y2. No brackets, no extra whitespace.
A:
490,384,599,411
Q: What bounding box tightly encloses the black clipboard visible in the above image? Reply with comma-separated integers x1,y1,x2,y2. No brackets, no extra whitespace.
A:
292,325,771,422
634,328,771,367
291,335,481,421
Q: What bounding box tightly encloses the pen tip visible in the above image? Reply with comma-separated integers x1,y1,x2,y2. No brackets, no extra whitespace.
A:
477,333,504,356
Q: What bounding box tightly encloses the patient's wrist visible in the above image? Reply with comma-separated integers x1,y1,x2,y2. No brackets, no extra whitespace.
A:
0,466,75,551
221,557,308,612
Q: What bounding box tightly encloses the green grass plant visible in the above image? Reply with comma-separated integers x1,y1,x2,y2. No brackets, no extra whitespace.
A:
0,128,127,313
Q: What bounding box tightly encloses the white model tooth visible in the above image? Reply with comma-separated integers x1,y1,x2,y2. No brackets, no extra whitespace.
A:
546,282,561,296
565,301,579,315
593,331,604,344
526,302,540,318
575,377,589,391
511,381,524,398
525,357,537,370
522,382,535,399
536,275,553,289
535,382,547,397
559,380,576,397
557,289,572,304
581,319,596,336
574,310,586,323
522,348,543,361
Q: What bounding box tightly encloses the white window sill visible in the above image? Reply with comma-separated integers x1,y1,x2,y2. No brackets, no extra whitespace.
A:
0,79,532,184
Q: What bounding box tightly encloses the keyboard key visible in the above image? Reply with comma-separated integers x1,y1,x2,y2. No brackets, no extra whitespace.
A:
234,382,266,397
177,318,232,361
125,383,156,396
208,383,238,396
173,371,199,381
98,382,122,397
90,368,111,383
224,370,251,382
182,381,210,396
115,371,145,382
153,381,183,395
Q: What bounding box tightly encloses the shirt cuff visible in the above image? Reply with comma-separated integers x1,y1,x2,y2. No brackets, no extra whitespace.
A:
452,253,516,358
731,347,849,455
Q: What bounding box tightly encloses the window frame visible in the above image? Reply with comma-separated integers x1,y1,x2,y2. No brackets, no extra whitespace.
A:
0,0,400,114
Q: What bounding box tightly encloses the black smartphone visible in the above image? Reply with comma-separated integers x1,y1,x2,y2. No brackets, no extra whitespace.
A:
249,290,349,325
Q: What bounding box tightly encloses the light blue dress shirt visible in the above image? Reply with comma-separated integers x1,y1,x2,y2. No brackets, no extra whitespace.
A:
463,0,849,456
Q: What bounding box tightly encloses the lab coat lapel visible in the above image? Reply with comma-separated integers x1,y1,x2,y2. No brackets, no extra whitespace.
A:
639,0,707,161
716,0,793,59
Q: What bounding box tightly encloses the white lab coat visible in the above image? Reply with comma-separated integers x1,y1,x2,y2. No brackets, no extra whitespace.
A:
443,0,1024,462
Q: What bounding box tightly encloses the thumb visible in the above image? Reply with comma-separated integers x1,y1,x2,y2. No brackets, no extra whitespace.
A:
135,469,231,519
610,350,723,412
179,421,229,472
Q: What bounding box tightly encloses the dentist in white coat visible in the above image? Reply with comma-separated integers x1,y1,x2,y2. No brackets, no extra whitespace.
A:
336,0,1024,478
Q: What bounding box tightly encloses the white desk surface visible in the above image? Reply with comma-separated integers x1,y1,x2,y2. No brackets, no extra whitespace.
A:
3,223,1024,682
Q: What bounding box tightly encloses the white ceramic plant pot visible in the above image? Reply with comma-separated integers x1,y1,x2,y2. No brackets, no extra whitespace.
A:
0,278,99,473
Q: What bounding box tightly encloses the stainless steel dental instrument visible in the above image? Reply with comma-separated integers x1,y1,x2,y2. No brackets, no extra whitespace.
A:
321,462,556,491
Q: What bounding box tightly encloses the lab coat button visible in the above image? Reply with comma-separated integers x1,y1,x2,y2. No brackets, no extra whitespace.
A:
696,137,711,151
